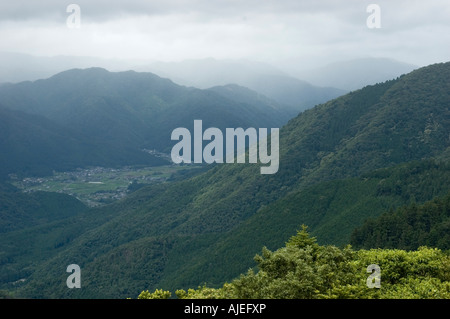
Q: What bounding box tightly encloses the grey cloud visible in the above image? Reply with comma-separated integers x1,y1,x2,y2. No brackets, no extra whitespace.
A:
1,0,448,35
0,0,448,68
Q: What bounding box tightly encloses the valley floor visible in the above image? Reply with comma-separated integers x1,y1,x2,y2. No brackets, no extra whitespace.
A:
10,164,202,207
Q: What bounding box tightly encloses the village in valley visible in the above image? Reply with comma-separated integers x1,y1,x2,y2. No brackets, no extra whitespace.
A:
11,164,200,207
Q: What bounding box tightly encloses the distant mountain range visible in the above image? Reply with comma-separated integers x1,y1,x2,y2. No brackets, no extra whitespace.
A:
0,67,292,179
1,61,448,298
142,58,347,112
1,52,418,113
137,57,421,111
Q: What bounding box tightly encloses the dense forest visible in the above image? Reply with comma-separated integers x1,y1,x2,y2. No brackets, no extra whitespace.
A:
351,191,450,250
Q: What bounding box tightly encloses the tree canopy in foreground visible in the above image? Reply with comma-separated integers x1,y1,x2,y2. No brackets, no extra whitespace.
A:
138,226,450,299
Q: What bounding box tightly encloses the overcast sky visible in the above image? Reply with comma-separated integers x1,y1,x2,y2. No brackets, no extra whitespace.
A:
0,0,449,69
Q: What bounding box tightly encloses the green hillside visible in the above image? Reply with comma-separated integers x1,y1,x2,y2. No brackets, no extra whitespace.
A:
0,183,87,233
155,159,450,291
1,62,449,299
0,183,87,286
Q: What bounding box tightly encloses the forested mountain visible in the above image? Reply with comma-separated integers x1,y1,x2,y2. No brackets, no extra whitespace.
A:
0,67,289,178
1,62,449,299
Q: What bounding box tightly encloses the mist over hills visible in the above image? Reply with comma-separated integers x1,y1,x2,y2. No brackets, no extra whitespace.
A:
0,67,289,178
0,52,347,115
1,61,448,298
144,58,346,113
132,57,419,111
1,53,418,115
0,52,132,84
292,57,419,91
